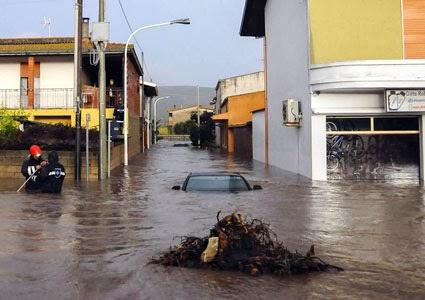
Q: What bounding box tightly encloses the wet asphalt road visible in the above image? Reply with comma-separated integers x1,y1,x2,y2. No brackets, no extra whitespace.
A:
0,141,424,299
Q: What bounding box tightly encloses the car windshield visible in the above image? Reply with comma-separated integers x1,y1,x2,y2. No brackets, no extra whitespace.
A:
185,175,250,191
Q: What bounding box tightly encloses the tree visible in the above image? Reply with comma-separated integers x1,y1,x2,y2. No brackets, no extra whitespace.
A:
173,119,196,135
189,111,215,148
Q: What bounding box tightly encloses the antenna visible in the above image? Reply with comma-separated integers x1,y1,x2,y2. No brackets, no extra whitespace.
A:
42,16,52,37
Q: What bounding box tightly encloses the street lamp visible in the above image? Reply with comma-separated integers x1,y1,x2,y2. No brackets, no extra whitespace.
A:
124,18,191,165
153,96,170,144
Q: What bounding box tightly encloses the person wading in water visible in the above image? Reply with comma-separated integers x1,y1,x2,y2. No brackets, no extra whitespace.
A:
21,145,47,192
39,151,66,194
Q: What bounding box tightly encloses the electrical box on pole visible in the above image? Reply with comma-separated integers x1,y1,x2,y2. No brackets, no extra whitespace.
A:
91,22,110,43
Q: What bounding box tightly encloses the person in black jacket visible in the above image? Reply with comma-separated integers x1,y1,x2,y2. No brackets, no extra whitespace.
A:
113,102,124,121
21,145,47,192
39,151,66,194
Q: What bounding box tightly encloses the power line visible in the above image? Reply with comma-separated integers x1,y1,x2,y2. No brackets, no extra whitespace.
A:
116,0,152,81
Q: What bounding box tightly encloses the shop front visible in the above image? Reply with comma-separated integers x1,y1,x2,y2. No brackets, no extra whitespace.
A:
325,116,419,180
310,60,425,181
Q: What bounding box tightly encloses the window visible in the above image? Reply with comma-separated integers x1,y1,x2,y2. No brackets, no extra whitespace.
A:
326,117,419,135
20,77,28,107
185,175,250,191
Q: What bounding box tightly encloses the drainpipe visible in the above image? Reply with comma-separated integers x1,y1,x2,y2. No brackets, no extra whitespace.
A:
264,37,269,166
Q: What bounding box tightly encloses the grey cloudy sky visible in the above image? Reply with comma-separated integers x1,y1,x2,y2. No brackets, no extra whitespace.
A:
0,0,263,87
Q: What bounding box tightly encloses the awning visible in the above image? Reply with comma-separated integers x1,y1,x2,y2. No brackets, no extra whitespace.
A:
140,80,158,98
212,112,229,122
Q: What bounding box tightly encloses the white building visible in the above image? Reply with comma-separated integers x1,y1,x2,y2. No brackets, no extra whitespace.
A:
240,0,425,181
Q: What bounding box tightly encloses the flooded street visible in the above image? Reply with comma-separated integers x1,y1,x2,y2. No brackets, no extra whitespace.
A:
0,141,424,299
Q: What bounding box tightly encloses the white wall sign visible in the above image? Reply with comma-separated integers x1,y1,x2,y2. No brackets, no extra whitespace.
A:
385,90,425,112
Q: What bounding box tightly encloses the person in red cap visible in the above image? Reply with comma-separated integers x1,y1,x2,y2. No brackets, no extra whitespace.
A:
21,145,47,192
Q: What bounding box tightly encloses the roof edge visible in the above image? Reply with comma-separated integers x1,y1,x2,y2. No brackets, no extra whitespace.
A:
239,0,267,37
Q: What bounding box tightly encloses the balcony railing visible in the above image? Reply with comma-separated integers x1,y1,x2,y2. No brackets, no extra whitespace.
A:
0,87,124,109
35,88,74,108
0,88,74,109
0,89,24,109
106,88,123,108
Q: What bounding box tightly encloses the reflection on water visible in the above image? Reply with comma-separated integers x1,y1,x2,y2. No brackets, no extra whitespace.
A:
0,141,424,299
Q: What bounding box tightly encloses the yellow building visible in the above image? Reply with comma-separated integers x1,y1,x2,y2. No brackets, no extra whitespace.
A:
213,88,265,154
168,105,213,132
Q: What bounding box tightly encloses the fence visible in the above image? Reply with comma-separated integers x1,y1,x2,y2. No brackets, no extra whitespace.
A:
0,144,126,181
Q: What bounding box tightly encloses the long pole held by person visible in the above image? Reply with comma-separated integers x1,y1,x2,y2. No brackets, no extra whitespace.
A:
17,170,40,193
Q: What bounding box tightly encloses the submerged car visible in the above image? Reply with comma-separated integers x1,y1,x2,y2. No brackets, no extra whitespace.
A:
172,172,262,192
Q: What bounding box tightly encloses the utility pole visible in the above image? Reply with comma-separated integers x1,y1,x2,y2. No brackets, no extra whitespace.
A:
197,85,200,147
74,0,83,181
98,0,107,180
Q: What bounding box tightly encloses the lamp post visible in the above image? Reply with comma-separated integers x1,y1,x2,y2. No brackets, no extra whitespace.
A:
153,96,170,144
123,18,190,166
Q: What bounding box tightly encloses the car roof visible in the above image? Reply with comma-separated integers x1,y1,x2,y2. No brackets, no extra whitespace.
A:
188,172,243,177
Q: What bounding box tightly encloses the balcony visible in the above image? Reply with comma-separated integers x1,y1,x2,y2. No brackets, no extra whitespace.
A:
310,59,425,92
106,88,123,108
0,88,73,109
0,87,124,109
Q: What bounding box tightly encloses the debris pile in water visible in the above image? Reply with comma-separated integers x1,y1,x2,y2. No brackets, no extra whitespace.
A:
150,212,343,276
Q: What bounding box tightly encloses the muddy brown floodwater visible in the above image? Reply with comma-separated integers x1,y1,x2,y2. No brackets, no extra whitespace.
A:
0,141,424,299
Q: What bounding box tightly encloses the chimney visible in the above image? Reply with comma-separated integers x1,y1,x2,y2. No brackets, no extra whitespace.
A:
82,18,90,39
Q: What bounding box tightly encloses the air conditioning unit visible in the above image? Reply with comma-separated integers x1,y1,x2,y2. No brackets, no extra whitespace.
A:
282,99,302,127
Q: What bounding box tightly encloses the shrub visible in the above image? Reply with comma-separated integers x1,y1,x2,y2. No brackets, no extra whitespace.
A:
0,109,28,141
173,119,196,135
0,121,100,151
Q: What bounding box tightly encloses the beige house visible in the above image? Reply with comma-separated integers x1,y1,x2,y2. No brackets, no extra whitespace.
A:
168,105,213,131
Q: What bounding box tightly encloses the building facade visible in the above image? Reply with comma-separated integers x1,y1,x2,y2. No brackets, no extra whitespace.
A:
168,105,213,132
213,72,265,156
241,0,425,181
141,80,158,149
0,35,146,158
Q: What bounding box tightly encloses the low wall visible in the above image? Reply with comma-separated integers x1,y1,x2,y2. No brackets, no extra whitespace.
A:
159,135,190,141
0,143,126,180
